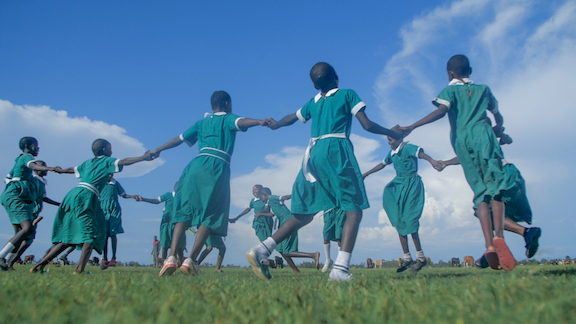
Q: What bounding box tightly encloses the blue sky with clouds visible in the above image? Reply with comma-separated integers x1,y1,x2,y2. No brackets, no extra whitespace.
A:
1,0,575,266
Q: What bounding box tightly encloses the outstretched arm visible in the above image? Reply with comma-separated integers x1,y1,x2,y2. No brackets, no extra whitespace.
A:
418,151,444,171
400,105,448,137
230,207,252,223
265,113,298,130
42,197,60,206
29,162,56,173
362,163,386,179
150,136,184,159
255,211,275,218
122,194,137,199
355,111,402,139
118,151,154,167
434,156,460,172
135,196,162,204
237,118,267,131
54,167,75,174
280,194,292,202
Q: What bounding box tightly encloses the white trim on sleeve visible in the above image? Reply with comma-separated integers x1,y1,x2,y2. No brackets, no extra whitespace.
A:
114,159,121,172
432,98,451,109
74,166,80,178
235,117,246,132
351,101,366,116
415,147,422,158
26,159,38,168
296,108,307,123
179,134,193,147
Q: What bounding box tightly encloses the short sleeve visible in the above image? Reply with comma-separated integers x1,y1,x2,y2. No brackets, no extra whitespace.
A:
346,90,366,116
249,198,255,209
227,114,244,132
22,155,36,168
108,157,123,173
159,192,170,202
297,100,313,123
432,87,453,109
485,87,499,114
180,121,200,147
116,181,126,197
383,151,393,165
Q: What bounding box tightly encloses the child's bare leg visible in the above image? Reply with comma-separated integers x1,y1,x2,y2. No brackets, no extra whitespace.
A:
281,254,300,273
74,243,93,274
491,199,515,270
284,251,321,269
190,226,210,261
411,233,422,251
161,248,168,260
8,220,33,250
31,243,69,272
491,200,505,238
476,201,494,250
197,246,213,265
10,242,31,267
399,234,410,254
340,210,362,253
102,236,109,261
168,222,187,257
504,218,525,236
271,214,314,243
110,235,118,260
214,247,226,271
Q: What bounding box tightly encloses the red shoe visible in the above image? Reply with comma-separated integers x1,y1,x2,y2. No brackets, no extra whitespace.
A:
159,256,177,277
493,237,516,271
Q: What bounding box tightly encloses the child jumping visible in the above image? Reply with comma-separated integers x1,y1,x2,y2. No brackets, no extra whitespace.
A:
0,137,60,270
100,176,137,269
229,184,273,243
31,139,154,274
135,182,187,264
400,54,516,271
151,91,267,276
246,62,401,281
256,187,320,273
362,136,442,273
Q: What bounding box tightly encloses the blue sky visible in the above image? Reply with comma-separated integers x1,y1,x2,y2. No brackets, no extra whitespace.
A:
1,0,575,267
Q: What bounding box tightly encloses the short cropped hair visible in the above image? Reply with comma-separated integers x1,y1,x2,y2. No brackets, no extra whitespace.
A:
19,137,38,151
447,55,471,76
92,138,111,156
211,91,231,110
261,187,272,195
310,62,337,90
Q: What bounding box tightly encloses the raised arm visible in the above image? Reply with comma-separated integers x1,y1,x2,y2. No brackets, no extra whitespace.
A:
362,163,386,179
355,111,402,139
400,105,448,137
266,113,298,130
237,118,267,131
418,151,444,171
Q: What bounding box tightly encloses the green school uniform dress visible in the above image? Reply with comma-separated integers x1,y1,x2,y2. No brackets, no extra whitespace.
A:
250,198,271,242
292,88,369,215
382,143,425,236
158,192,186,250
24,174,47,244
100,179,125,236
1,153,37,224
267,195,298,254
433,78,513,205
172,112,246,237
51,156,122,254
323,207,346,242
474,163,532,224
205,234,225,249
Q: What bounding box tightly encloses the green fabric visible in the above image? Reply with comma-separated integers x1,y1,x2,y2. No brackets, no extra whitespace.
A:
250,198,271,229
267,195,298,254
101,179,125,235
1,153,37,224
382,143,425,236
291,89,369,214
172,112,244,236
434,83,512,205
24,175,47,244
51,156,121,254
206,234,225,248
158,192,174,249
323,207,346,241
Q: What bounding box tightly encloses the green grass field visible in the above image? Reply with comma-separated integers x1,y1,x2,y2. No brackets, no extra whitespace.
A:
1,264,575,324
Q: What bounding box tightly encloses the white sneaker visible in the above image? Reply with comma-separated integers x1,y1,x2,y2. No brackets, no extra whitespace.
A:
245,249,271,280
328,268,354,281
321,259,333,273
159,256,177,277
180,257,199,275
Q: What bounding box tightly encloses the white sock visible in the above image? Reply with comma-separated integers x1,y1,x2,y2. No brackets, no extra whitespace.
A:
0,242,15,259
403,253,412,262
5,252,16,265
260,237,277,257
324,243,331,262
416,250,425,261
334,251,351,273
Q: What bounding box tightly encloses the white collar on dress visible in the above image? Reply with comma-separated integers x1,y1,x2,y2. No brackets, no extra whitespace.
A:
314,88,339,103
390,142,408,156
254,197,260,201
449,78,474,86
214,112,227,116
107,178,117,185
33,174,47,185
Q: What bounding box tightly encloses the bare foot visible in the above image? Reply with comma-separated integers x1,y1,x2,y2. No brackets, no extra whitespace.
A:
314,252,320,270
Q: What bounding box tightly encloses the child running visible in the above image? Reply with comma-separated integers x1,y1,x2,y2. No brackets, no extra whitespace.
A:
256,187,320,273
320,207,345,273
0,137,60,270
135,182,187,264
246,62,401,281
400,54,516,271
100,176,137,270
7,160,61,269
31,139,154,274
229,184,273,243
151,91,267,276
197,234,226,273
362,136,442,273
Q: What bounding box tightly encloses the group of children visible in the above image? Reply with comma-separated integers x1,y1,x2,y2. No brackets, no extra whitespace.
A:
1,55,540,280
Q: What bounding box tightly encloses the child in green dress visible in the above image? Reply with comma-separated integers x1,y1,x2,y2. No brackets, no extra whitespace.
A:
400,54,516,271
321,207,345,273
363,136,442,273
99,176,137,269
31,139,154,274
229,184,272,242
151,91,267,276
135,182,186,264
8,160,61,268
246,62,401,281
256,187,320,273
0,137,60,270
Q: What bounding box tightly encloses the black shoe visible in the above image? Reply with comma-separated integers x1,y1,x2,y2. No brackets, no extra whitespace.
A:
409,259,427,272
0,258,8,271
524,227,541,258
397,260,414,273
475,255,489,269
